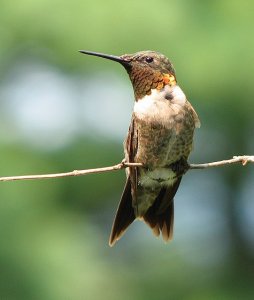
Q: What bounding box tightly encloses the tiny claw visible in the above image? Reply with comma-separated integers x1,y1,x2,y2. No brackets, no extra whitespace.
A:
242,159,248,166
120,159,127,168
170,158,190,175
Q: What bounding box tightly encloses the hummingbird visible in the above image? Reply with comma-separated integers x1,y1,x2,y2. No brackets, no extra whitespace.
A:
79,50,200,246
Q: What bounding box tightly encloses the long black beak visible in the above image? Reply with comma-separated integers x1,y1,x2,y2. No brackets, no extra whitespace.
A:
79,50,130,67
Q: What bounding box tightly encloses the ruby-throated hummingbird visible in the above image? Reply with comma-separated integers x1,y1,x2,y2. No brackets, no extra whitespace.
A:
79,50,200,246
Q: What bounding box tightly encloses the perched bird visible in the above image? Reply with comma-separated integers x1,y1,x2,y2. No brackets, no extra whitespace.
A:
79,50,200,246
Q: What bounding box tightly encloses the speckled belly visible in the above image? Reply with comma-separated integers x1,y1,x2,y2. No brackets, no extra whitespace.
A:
134,118,194,168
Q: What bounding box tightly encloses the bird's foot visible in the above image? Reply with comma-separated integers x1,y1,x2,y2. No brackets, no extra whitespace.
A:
170,158,190,176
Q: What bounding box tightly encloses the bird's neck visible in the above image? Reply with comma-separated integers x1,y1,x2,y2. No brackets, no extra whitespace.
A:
130,70,176,100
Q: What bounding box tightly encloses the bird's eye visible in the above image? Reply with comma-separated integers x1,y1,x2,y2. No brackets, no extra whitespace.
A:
145,56,154,63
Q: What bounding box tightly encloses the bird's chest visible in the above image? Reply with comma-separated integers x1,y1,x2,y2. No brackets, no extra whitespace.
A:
134,93,175,128
132,86,189,166
133,85,186,125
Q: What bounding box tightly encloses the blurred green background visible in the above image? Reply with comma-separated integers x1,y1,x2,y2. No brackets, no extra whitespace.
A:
0,0,254,299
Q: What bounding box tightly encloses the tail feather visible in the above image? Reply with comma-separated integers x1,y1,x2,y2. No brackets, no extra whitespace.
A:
143,199,174,242
109,177,135,246
143,177,182,242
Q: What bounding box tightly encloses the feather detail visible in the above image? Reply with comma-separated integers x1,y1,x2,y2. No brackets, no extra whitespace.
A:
109,177,135,246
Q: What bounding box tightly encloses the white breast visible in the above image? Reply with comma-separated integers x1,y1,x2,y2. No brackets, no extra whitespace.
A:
133,85,187,128
170,85,186,104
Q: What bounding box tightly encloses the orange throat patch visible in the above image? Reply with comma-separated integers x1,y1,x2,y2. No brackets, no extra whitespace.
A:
133,72,177,100
154,73,176,91
163,73,177,86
